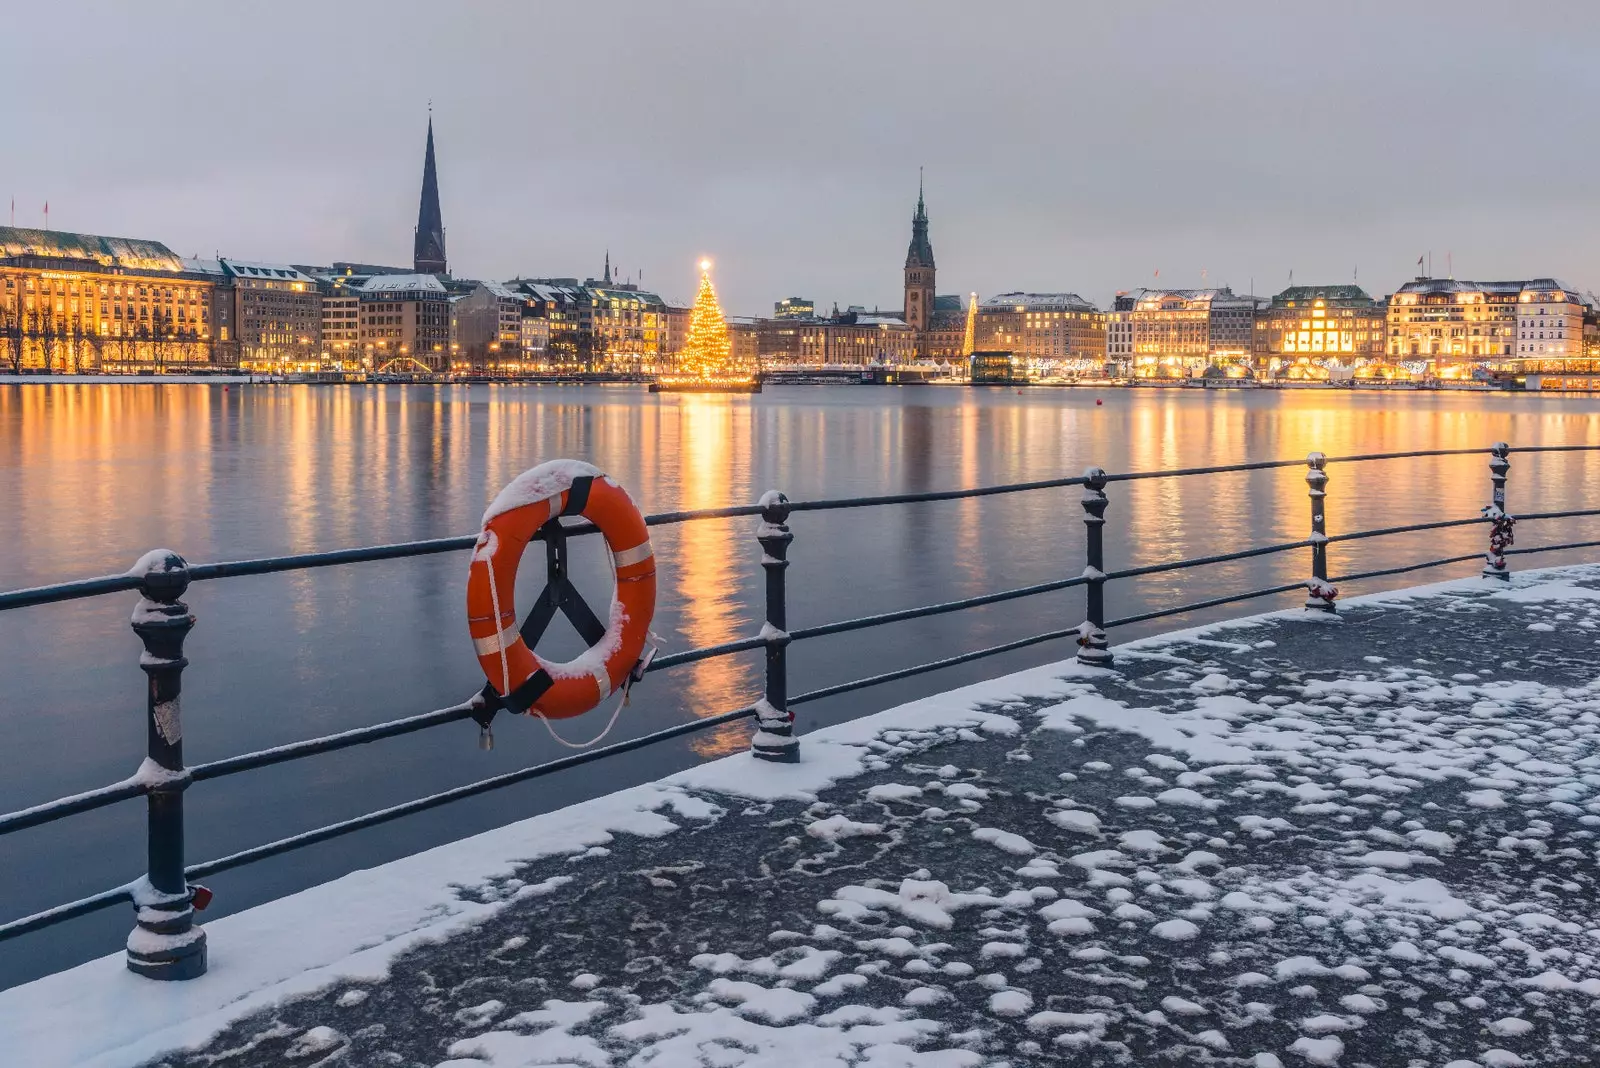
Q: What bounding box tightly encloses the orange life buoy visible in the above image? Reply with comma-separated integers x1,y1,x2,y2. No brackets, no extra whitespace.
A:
466,460,656,719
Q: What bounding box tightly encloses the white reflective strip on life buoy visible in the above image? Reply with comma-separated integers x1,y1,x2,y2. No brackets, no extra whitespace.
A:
611,541,653,568
472,621,521,657
591,663,612,700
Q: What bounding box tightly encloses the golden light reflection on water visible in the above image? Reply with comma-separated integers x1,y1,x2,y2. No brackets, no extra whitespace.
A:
664,394,758,757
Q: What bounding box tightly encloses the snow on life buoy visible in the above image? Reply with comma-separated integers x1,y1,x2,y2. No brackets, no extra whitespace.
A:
466,461,657,720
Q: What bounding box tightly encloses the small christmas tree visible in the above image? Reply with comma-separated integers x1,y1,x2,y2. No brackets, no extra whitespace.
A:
678,261,732,379
961,292,978,356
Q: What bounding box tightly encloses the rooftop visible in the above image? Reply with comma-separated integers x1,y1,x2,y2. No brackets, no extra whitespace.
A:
360,274,448,294
981,292,1099,312
220,260,315,284
0,225,185,272
1269,284,1377,306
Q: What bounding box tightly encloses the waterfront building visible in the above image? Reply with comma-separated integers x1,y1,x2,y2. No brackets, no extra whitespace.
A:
727,315,761,375
219,260,321,373
756,316,805,366
318,277,360,369
663,303,691,358
1512,279,1586,361
1255,284,1386,381
413,116,447,276
1105,293,1135,376
0,225,218,372
798,311,917,366
519,312,550,367
773,297,814,319
455,281,525,372
1380,277,1590,379
976,292,1105,377
925,294,967,362
358,273,450,371
1126,287,1260,379
969,350,1024,384
503,275,666,373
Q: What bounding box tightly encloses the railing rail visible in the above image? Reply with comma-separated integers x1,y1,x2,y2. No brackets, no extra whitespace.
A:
4,440,1599,976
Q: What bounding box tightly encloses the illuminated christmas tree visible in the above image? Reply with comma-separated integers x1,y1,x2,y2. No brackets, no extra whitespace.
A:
678,260,732,379
962,291,978,356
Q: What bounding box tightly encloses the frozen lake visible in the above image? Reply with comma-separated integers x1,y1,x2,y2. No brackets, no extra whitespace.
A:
3,382,1599,987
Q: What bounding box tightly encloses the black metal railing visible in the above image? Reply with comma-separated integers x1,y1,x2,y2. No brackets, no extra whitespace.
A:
2,441,1596,979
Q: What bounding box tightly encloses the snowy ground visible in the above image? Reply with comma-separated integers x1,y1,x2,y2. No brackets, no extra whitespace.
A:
8,567,1600,1067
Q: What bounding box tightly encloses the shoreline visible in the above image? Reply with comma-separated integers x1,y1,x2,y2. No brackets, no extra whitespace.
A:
0,374,1559,393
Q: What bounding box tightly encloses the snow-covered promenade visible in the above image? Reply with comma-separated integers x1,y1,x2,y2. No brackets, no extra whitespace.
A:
7,567,1600,1067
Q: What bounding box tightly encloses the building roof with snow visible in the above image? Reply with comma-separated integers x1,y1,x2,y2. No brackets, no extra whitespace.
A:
360,273,448,295
0,225,186,272
981,292,1099,313
220,260,315,284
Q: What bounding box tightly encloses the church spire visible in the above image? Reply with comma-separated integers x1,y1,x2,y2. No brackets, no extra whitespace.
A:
603,249,612,285
905,170,934,270
413,113,447,276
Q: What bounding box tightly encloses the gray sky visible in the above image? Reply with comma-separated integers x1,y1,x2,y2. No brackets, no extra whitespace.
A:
6,1,1600,314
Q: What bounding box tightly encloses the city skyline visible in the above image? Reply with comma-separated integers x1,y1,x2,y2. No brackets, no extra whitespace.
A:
6,2,1600,315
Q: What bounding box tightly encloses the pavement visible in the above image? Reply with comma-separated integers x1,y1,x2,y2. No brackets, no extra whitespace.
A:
40,568,1600,1067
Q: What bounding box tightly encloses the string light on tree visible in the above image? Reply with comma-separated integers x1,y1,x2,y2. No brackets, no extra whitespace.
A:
962,291,978,356
679,259,732,379
651,257,760,393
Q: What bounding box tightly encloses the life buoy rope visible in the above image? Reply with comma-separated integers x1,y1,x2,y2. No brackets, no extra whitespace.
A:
467,460,657,735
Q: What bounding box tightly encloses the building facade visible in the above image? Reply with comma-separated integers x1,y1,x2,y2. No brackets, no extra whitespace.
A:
774,297,814,319
1376,277,1591,381
1512,279,1586,362
976,292,1105,376
455,281,525,372
1127,287,1260,378
1105,293,1136,374
727,316,760,375
926,294,967,362
798,312,917,365
756,316,806,366
319,278,360,369
359,273,451,370
220,260,321,372
0,226,219,372
1255,284,1386,380
503,278,667,373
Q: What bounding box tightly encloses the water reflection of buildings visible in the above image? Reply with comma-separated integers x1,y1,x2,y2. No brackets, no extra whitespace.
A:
667,395,758,757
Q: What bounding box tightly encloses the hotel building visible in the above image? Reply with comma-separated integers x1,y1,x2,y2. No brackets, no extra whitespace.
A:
1125,287,1261,378
0,225,218,372
976,292,1105,376
1255,284,1386,380
798,312,917,365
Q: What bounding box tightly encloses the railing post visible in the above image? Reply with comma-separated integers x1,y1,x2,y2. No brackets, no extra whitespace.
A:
1304,452,1336,612
1077,467,1113,666
1482,441,1513,581
753,491,799,762
127,550,207,980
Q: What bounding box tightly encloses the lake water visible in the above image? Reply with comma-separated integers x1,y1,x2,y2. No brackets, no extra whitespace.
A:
3,382,1600,986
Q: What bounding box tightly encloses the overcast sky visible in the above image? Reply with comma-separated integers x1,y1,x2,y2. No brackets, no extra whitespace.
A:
6,1,1599,314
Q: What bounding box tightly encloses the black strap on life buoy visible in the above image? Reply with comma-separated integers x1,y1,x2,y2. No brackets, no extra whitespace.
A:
560,476,594,517
500,668,555,714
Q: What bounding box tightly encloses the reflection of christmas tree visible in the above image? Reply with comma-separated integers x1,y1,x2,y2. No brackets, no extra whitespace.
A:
678,262,732,379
